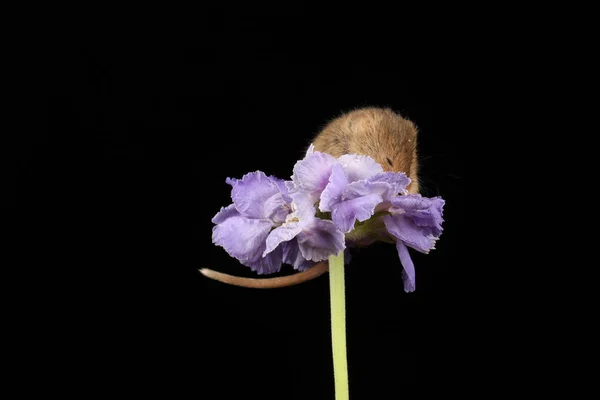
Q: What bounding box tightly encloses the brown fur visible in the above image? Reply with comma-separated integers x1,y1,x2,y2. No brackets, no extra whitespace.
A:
313,107,420,194
202,107,421,288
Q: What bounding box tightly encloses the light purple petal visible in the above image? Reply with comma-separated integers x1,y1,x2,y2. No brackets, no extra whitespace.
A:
337,154,383,183
425,197,445,229
390,194,438,211
406,209,444,236
244,245,283,275
290,152,338,201
282,239,315,271
383,214,437,254
368,172,411,197
225,177,239,187
212,216,272,262
390,195,445,236
231,171,288,222
396,240,416,293
284,180,296,194
331,193,383,233
264,222,303,256
343,180,394,201
319,164,349,212
297,219,345,262
211,204,239,224
290,191,317,224
306,143,315,155
268,175,293,204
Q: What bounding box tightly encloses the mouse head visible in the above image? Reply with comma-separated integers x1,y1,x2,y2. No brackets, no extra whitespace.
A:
343,108,420,194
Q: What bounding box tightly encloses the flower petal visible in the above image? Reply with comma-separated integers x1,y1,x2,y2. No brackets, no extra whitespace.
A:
289,191,317,224
390,195,445,236
390,194,440,212
245,245,283,275
407,209,444,236
297,219,345,262
319,164,349,212
337,154,383,183
212,216,272,262
284,180,296,194
231,171,288,222
395,240,416,293
282,239,315,271
211,204,239,224
268,175,293,204
225,177,239,187
306,143,315,155
331,193,383,233
290,151,338,201
342,171,411,204
383,214,437,253
343,180,394,201
264,222,303,257
368,172,411,198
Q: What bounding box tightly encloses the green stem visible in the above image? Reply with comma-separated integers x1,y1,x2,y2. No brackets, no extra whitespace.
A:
329,251,349,400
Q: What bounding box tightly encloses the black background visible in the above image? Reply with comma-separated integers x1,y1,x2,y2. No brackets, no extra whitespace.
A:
29,21,471,397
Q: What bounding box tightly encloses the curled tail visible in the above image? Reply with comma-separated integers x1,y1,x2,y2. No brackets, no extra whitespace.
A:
199,262,329,289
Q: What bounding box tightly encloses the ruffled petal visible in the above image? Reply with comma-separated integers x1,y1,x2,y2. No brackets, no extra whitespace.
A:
244,245,283,275
331,193,383,233
390,194,439,212
264,222,303,257
225,177,239,187
290,151,338,201
383,214,437,254
319,164,348,212
231,171,287,222
268,175,293,204
390,195,445,236
395,240,416,293
367,172,411,198
212,216,272,262
289,191,317,224
337,154,383,183
297,219,345,262
406,209,444,236
343,180,394,201
211,204,239,224
284,180,296,194
282,239,316,271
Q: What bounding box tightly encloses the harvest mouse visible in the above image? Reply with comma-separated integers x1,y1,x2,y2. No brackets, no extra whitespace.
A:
201,107,420,288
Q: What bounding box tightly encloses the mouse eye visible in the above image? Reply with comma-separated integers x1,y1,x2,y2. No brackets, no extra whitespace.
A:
386,157,393,167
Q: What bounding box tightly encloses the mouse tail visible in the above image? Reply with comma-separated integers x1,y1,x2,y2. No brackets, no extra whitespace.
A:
199,262,329,289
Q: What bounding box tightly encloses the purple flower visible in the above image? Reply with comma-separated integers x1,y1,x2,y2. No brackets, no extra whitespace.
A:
289,147,443,293
288,150,338,203
383,195,445,292
212,170,345,274
212,144,445,293
316,154,411,233
264,192,345,263
212,171,291,274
